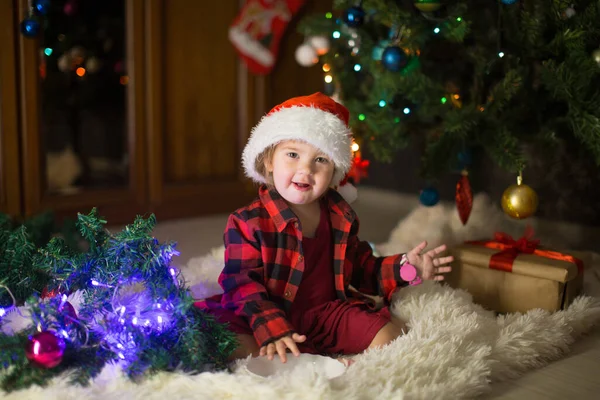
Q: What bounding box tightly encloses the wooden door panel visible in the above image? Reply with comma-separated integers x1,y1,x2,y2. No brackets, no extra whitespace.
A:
163,0,238,182
0,0,21,217
146,0,255,220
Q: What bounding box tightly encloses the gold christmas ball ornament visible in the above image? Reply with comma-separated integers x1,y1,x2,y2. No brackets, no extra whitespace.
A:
414,0,442,12
593,48,600,65
501,174,539,219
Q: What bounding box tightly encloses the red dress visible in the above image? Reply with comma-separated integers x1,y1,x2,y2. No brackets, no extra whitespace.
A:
207,201,391,355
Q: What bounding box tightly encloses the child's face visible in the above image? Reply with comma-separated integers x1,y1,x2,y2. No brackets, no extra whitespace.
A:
265,140,335,208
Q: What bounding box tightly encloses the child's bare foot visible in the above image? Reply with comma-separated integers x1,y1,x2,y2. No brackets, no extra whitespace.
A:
337,358,355,367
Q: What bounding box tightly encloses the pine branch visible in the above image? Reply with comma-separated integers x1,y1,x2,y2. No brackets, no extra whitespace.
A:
76,208,107,251
481,126,527,173
485,68,524,115
568,108,600,165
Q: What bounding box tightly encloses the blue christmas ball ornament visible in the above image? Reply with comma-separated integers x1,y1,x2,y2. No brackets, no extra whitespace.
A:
20,18,40,37
458,149,472,167
382,46,408,72
33,0,51,16
501,0,518,4
419,187,440,207
342,6,366,28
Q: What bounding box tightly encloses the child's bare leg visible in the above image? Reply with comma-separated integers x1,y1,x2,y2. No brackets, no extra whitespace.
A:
228,334,260,361
336,317,407,365
368,316,407,349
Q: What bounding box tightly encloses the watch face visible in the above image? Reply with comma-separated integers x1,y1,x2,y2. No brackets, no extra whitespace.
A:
400,263,417,282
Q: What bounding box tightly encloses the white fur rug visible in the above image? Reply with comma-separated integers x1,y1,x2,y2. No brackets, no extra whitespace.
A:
4,194,600,400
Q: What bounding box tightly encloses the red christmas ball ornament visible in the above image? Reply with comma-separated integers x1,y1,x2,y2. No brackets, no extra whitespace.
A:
25,331,66,368
63,0,78,16
456,169,473,225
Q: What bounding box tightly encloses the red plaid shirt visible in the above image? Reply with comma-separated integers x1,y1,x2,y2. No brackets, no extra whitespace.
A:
198,185,407,347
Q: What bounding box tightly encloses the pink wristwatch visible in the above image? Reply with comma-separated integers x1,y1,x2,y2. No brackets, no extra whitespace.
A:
400,255,422,286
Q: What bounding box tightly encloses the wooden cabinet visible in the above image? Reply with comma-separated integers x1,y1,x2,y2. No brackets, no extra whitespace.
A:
0,0,22,217
0,0,330,224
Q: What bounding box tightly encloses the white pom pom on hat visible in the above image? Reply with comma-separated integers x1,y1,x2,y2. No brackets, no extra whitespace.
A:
241,92,353,186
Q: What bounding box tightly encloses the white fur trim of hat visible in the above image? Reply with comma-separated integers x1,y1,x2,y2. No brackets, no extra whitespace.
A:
242,92,353,185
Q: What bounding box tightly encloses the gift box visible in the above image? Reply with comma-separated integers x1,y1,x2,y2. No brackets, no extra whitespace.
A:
447,229,584,313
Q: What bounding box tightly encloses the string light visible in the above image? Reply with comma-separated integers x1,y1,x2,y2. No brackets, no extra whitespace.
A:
325,12,333,19
333,31,341,39
44,47,53,56
324,75,333,83
351,142,360,152
433,27,440,34
378,100,386,107
76,67,86,77
441,97,448,104
456,17,462,22
353,64,361,71
394,117,401,123
358,114,366,121
403,107,411,114
322,63,331,72
498,51,505,58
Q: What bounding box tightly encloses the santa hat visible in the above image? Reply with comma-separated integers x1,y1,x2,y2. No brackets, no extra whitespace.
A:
242,92,353,186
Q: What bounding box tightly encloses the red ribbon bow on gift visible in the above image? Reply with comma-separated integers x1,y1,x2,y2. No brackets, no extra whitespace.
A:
493,226,540,255
468,227,583,274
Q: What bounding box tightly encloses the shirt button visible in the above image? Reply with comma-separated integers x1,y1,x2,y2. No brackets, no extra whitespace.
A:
284,290,292,298
298,255,304,262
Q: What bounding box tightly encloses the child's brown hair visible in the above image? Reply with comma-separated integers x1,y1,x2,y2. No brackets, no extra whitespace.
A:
254,144,277,185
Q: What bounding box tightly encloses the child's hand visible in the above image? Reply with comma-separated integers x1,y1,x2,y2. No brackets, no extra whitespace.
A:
259,333,306,363
406,241,453,281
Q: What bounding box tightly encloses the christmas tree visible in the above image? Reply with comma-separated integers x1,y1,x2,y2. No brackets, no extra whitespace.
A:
297,0,600,216
0,209,235,392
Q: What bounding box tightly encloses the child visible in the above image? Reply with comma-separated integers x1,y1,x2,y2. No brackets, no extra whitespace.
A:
195,93,453,363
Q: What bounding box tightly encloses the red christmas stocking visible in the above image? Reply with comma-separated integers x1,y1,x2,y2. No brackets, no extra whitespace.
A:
229,0,306,75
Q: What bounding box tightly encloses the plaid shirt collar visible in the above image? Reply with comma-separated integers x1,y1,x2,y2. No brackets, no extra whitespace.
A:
258,185,355,232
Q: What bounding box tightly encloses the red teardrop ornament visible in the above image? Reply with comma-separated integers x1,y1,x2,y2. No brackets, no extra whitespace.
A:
456,170,473,225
